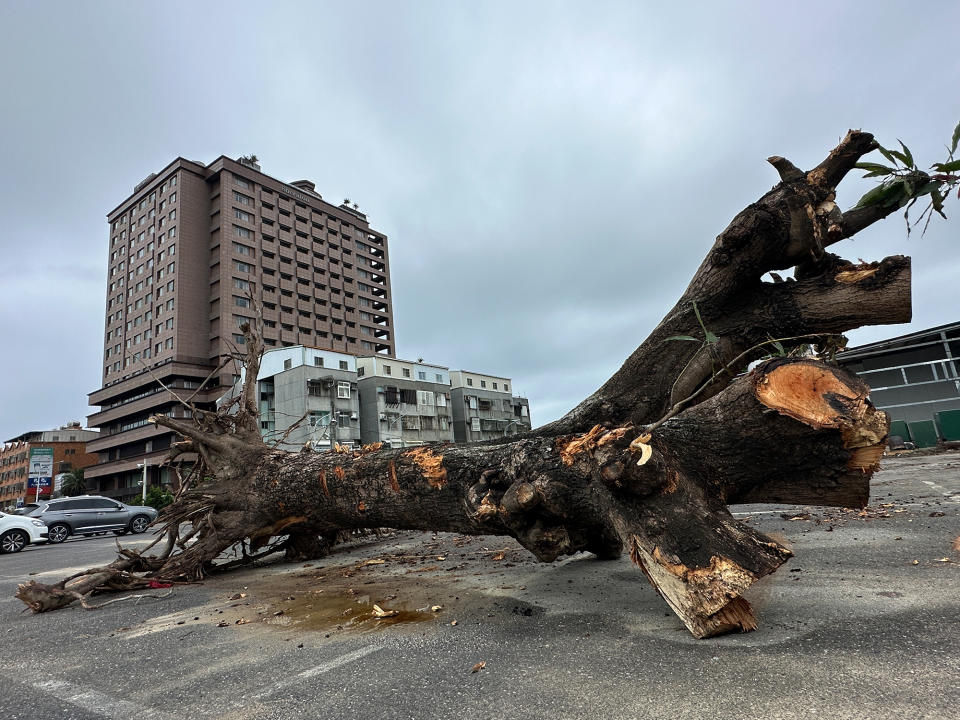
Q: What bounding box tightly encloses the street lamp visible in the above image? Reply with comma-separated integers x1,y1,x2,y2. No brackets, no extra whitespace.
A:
137,461,148,503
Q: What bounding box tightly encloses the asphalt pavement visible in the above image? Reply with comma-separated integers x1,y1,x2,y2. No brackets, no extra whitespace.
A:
0,452,957,720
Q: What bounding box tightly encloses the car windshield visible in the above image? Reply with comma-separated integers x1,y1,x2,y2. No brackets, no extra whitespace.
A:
13,504,40,515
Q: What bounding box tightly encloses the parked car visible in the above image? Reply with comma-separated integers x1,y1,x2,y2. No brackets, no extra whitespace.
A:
12,503,40,516
0,511,48,553
24,496,158,544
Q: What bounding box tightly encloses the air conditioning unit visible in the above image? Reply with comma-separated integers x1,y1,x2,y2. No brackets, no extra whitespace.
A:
379,413,386,420
350,413,358,420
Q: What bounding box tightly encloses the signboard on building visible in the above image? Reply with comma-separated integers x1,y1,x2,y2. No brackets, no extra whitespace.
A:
28,447,54,493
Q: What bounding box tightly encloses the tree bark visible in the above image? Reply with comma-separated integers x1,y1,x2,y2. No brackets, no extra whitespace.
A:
17,129,909,639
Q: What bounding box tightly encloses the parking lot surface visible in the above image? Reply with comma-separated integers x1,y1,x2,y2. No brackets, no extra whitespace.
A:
1,453,957,719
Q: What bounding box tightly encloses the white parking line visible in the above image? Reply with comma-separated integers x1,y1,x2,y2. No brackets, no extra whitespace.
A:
922,480,960,503
32,677,168,719
252,645,383,699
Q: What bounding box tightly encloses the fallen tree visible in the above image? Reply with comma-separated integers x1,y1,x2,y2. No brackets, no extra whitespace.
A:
17,128,959,638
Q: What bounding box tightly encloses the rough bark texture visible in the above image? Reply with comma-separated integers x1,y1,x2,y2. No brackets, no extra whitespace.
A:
17,129,911,639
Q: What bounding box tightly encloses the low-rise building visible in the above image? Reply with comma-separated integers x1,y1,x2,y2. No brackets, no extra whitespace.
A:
837,320,960,446
1,423,99,506
223,345,360,451
224,352,534,448
449,371,531,443
357,357,454,447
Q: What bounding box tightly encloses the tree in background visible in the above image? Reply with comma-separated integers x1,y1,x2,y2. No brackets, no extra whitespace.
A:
60,469,86,497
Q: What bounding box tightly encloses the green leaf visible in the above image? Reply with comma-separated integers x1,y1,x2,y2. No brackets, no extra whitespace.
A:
666,335,702,343
692,300,705,327
854,162,895,175
691,300,719,345
933,159,960,172
931,188,947,219
888,149,910,166
951,120,960,155
770,339,785,355
876,145,900,166
898,140,914,168
897,179,913,208
854,180,907,209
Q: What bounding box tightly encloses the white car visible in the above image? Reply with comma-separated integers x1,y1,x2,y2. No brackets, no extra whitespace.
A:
0,511,48,553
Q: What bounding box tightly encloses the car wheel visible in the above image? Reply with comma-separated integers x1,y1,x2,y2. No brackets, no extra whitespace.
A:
47,523,70,544
129,515,151,534
0,530,29,553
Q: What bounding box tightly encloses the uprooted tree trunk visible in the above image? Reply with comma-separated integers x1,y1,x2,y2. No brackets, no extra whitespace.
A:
18,130,915,638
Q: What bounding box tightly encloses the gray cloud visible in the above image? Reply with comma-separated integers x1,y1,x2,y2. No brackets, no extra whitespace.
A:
1,0,957,438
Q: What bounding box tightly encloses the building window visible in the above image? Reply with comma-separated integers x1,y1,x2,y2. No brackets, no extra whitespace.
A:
383,364,391,375
234,191,253,206
417,390,434,406
234,208,253,222
467,378,473,387
492,382,498,390
436,394,447,407
235,296,251,308
418,371,426,380
357,366,365,377
234,225,252,239
504,384,509,392
313,356,323,367
233,242,254,257
337,381,351,399
339,360,348,370
284,358,292,370
235,177,251,190
471,418,481,432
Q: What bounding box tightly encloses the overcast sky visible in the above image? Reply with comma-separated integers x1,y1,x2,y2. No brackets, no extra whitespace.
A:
0,1,957,440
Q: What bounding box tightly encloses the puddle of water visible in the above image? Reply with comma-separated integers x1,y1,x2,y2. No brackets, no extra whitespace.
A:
263,585,437,632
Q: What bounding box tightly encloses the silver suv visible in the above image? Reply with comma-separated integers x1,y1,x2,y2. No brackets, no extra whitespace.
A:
26,496,158,544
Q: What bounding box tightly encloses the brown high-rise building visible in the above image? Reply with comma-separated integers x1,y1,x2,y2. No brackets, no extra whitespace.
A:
86,156,395,498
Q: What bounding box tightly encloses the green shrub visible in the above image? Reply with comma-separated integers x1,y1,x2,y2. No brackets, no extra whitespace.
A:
144,485,174,510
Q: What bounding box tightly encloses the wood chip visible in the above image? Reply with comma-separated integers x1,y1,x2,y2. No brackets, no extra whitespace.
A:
372,604,398,618
471,661,486,673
